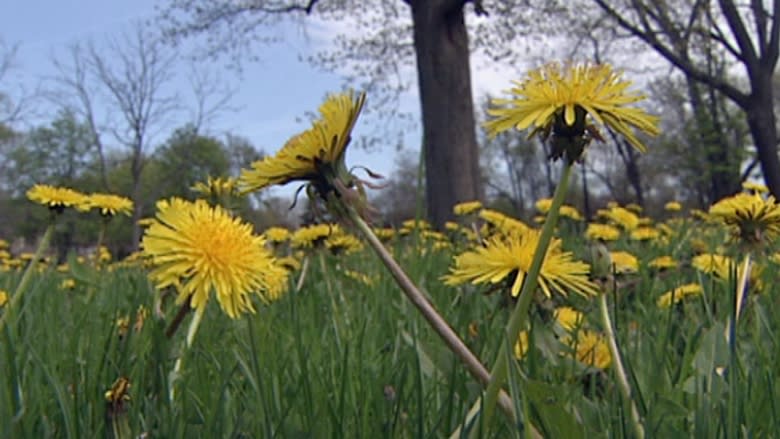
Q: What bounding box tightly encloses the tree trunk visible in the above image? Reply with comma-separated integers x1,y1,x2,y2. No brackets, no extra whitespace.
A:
747,72,780,196
410,0,482,228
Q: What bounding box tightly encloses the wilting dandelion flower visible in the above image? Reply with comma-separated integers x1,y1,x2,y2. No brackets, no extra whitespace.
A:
27,184,87,212
485,62,659,162
142,198,287,318
239,91,366,195
657,283,703,308
443,230,599,298
453,200,483,216
708,192,780,245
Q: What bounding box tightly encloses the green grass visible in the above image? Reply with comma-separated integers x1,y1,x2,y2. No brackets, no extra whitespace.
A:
3,221,780,438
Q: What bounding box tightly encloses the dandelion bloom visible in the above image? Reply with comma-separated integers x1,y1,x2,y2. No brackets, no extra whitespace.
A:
239,91,366,193
485,62,659,154
81,193,133,216
609,251,639,273
649,256,677,269
479,209,530,235
292,223,341,248
555,306,584,331
742,181,768,194
708,192,780,244
192,176,238,199
630,226,660,241
514,331,530,359
0,289,7,307
27,184,87,211
443,230,599,298
664,201,682,212
142,198,287,318
585,223,621,241
571,330,611,369
263,226,291,243
453,200,483,216
657,283,703,308
599,206,640,230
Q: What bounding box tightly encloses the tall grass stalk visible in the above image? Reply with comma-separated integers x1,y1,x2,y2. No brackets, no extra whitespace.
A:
345,205,520,424
598,292,645,439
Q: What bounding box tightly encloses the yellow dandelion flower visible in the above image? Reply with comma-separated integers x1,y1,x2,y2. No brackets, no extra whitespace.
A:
664,201,682,212
657,283,703,308
277,256,302,272
453,200,483,216
708,192,780,244
191,176,238,198
0,239,8,249
536,198,581,220
0,290,7,307
263,226,291,243
625,203,643,214
571,330,611,369
373,227,396,242
485,62,659,155
60,278,76,290
585,223,621,241
27,184,87,211
514,330,530,359
326,233,363,255
105,376,131,404
692,253,736,280
630,226,660,241
649,256,677,269
555,306,584,331
142,198,288,318
399,219,431,235
609,251,638,273
292,223,340,248
479,209,530,234
600,206,640,230
80,193,133,216
742,181,768,194
239,91,366,193
443,230,599,298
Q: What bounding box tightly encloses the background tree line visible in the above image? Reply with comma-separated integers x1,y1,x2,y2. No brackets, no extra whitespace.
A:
1,0,778,253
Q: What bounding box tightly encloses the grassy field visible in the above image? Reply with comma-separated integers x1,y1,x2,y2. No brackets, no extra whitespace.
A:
2,208,780,438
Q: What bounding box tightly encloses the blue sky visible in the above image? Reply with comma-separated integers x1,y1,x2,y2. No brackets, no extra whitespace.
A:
0,0,414,198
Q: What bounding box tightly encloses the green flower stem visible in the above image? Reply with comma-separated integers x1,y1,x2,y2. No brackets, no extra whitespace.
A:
346,206,521,424
734,253,751,323
0,223,55,334
94,218,108,265
479,161,573,432
598,292,645,439
169,306,205,402
295,256,310,292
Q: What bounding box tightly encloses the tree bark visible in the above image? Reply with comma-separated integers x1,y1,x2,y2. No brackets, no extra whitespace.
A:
746,70,780,194
410,0,482,228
